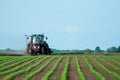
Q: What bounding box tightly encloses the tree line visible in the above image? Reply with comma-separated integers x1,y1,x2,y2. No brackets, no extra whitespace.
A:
52,46,120,54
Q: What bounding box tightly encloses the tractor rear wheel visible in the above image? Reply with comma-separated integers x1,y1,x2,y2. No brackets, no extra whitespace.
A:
41,47,46,54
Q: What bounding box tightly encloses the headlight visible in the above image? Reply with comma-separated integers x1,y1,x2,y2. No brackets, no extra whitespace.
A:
38,46,40,49
33,46,36,49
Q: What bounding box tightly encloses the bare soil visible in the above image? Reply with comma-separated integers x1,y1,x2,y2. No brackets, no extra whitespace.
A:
30,58,57,80
67,57,80,80
0,55,120,80
88,59,117,80
96,58,120,75
1,58,39,80
78,58,98,80
49,58,66,80
104,58,120,68
1,58,31,72
13,58,48,80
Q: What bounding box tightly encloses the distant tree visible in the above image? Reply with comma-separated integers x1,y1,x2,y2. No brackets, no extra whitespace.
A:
6,48,11,51
117,46,120,52
107,46,117,52
95,46,101,53
84,48,92,54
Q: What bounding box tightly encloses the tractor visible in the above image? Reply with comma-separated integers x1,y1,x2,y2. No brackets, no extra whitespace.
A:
25,34,51,55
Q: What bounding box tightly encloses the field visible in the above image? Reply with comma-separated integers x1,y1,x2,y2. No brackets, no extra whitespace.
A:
0,54,120,80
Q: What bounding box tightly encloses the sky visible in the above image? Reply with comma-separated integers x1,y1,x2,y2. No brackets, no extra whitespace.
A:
0,0,120,50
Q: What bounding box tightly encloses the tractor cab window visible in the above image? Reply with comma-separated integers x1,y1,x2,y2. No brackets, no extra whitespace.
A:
37,36,44,43
33,36,37,44
32,35,44,44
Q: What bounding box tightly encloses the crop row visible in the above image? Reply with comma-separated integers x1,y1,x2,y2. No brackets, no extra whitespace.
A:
23,56,56,80
41,56,63,80
61,56,70,80
0,55,120,80
82,56,105,80
75,56,85,80
97,56,120,71
3,57,48,80
91,56,120,80
0,57,40,75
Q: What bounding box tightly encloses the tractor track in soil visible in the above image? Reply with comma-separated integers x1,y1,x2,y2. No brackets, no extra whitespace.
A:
13,58,49,80
49,58,66,80
78,58,98,80
30,58,57,80
67,57,80,80
96,58,120,75
88,59,116,80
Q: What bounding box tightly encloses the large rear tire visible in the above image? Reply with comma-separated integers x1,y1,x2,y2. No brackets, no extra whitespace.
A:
28,48,34,55
41,47,46,54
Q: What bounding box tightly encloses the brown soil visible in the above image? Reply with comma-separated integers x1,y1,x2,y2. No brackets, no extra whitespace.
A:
1,58,39,80
88,59,117,80
104,58,120,68
49,58,66,80
114,58,120,62
30,58,57,80
1,58,31,72
67,57,80,80
78,58,98,80
0,75,5,80
0,59,18,68
13,58,49,80
96,58,120,75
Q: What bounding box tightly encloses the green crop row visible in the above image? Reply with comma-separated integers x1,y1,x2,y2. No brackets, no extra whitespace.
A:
61,56,70,80
75,56,85,80
91,57,120,80
0,58,14,64
0,56,28,67
0,57,40,75
82,56,105,80
23,56,56,80
99,56,120,66
3,57,48,80
0,58,32,71
42,56,63,80
111,59,120,66
97,56,120,71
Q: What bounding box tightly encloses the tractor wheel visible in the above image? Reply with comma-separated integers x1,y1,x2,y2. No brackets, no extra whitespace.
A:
48,48,51,55
41,47,45,54
28,48,33,55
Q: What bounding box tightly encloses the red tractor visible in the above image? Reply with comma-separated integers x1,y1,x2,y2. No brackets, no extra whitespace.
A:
25,34,51,55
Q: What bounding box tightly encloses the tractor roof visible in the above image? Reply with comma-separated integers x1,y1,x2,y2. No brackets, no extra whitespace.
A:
32,34,44,37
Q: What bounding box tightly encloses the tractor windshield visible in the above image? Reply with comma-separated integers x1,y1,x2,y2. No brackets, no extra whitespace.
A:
32,35,44,44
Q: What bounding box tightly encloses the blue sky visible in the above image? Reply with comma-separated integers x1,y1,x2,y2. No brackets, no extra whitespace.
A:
0,0,120,50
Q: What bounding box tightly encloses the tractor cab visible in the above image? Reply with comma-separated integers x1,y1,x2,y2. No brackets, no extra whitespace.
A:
31,34,44,44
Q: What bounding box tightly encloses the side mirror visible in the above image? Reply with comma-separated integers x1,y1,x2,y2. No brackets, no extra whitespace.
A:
25,35,29,40
25,35,27,37
46,37,48,40
27,37,29,40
